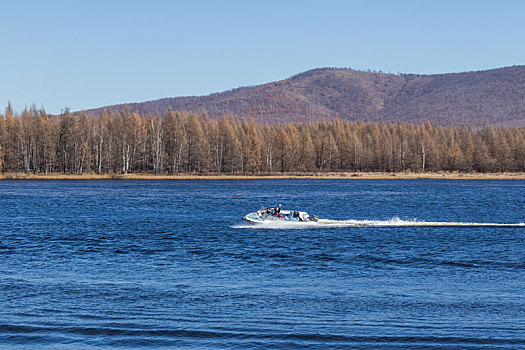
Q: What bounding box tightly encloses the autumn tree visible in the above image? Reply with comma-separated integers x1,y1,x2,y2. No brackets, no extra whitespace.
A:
217,116,241,173
3,103,18,172
163,111,185,174
274,127,292,172
92,110,110,174
185,113,210,173
1,103,524,175
56,111,78,173
296,124,316,171
244,121,262,173
148,115,164,174
0,110,5,173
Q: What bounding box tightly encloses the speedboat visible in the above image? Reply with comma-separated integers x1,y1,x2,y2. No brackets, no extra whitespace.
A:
243,207,318,224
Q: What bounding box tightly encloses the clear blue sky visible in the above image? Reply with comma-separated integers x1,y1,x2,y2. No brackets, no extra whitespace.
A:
1,0,524,114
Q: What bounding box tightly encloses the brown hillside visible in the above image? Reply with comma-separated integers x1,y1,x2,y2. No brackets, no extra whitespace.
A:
82,66,525,127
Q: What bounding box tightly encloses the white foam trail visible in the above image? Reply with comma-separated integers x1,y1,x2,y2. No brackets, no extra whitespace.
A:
232,217,525,229
317,218,525,227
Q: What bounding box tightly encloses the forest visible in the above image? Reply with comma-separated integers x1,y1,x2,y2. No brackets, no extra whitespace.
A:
1,105,524,175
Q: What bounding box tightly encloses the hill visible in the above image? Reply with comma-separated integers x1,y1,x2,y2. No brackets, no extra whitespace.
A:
82,66,525,127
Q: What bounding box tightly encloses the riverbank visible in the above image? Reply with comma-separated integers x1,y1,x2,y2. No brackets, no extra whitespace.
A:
1,172,525,180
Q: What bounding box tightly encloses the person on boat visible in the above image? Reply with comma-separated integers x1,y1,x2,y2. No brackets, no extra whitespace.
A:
274,204,282,218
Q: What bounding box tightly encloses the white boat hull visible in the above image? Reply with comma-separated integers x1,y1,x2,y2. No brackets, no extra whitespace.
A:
242,209,318,224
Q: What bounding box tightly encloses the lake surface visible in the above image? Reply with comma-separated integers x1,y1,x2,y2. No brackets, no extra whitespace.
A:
0,179,524,349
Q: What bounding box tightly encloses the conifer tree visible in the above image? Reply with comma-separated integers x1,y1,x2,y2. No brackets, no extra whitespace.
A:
4,103,17,172
297,125,316,171
185,113,209,173
245,122,262,173
0,111,5,173
162,112,183,174
0,103,524,175
217,116,241,173
274,127,292,172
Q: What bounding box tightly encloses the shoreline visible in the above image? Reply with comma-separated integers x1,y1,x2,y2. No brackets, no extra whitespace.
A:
1,172,525,180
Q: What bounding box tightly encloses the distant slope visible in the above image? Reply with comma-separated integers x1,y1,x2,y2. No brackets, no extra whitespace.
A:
82,66,525,127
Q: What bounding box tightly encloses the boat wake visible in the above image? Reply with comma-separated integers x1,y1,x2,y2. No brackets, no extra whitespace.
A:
232,217,525,229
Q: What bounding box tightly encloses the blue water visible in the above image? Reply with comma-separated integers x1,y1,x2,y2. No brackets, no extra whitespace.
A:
0,179,524,349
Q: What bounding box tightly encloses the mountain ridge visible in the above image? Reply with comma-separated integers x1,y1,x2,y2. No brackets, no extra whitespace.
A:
81,65,525,127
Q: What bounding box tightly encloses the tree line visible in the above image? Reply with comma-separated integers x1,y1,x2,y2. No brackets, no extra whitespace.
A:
1,104,524,174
